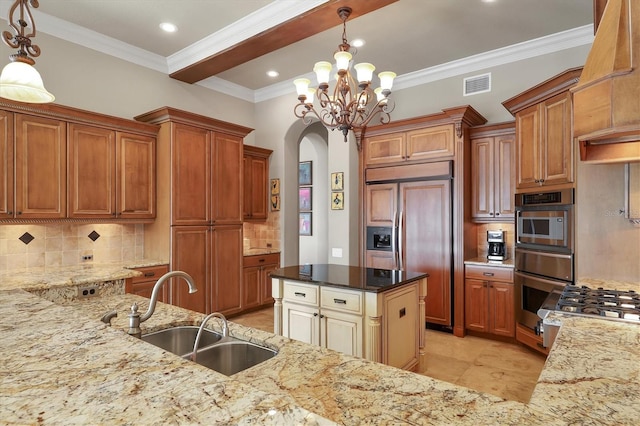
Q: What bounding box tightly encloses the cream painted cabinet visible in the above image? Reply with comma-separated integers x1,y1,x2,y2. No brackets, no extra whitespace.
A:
275,278,425,370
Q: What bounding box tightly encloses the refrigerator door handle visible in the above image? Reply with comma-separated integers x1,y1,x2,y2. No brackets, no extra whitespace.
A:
398,211,404,270
392,210,398,269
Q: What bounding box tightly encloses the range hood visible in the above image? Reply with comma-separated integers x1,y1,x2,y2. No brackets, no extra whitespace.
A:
572,0,640,163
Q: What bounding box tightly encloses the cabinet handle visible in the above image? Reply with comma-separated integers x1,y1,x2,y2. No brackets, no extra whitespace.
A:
482,272,494,277
259,259,265,263
294,292,306,298
333,298,347,305
144,272,156,277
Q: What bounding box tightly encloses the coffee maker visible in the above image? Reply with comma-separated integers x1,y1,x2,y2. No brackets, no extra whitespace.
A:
487,230,507,261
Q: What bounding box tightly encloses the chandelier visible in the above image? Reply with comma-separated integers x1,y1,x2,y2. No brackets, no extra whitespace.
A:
0,0,55,103
293,7,395,145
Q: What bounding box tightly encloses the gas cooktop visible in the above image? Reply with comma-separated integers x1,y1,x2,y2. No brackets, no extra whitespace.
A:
556,285,640,323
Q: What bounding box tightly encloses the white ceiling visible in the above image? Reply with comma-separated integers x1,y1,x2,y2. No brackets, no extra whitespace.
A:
0,0,594,101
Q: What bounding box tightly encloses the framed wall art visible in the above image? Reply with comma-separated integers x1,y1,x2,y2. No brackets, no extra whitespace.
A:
331,192,344,210
331,172,344,191
270,178,280,195
299,187,312,211
299,161,312,186
299,212,312,236
271,195,280,211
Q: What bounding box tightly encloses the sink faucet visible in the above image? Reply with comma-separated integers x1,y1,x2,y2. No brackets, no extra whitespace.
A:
127,271,197,338
191,312,228,362
100,309,117,326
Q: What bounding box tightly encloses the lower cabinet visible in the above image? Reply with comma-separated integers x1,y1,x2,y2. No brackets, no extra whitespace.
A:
464,264,515,337
242,252,280,311
277,279,423,370
125,265,170,300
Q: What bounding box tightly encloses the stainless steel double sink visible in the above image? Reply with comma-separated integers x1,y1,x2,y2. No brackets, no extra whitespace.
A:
141,326,277,376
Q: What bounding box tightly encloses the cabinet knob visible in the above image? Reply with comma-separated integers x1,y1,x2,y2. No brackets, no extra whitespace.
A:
7,211,12,215
17,211,22,215
495,212,500,216
313,312,319,317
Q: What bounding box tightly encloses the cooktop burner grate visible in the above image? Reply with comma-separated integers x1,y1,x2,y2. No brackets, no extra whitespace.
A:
556,285,640,323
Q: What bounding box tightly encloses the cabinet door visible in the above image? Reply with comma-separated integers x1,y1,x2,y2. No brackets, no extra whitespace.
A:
515,104,541,189
383,285,418,369
489,282,515,337
171,123,210,225
211,225,243,316
171,226,209,314
540,92,573,186
0,110,13,218
401,180,451,326
282,301,320,346
471,137,494,219
494,134,516,218
68,124,116,218
14,114,66,218
464,278,488,332
364,133,406,165
117,132,155,219
242,265,261,310
365,183,397,226
244,155,268,220
321,309,362,358
212,133,243,224
406,124,454,161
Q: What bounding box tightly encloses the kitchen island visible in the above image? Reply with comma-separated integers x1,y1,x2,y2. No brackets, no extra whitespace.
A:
271,264,428,370
1,267,639,424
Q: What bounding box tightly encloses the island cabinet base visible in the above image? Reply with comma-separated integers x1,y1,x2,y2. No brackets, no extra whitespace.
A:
273,276,427,371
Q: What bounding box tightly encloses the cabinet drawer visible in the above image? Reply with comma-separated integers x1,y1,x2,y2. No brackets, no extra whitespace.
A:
321,287,363,315
130,265,169,284
283,282,318,305
465,265,513,282
243,253,280,268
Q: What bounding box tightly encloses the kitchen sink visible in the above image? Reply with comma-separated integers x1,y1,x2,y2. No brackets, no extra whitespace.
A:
190,340,277,376
141,326,222,355
141,326,277,376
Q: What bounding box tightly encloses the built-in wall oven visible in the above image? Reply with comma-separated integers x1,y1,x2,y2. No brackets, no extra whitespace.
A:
514,189,574,349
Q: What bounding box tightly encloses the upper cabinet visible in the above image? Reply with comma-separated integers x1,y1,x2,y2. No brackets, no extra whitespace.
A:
243,145,272,221
364,124,455,167
68,125,155,220
470,122,516,222
0,99,158,223
502,67,582,192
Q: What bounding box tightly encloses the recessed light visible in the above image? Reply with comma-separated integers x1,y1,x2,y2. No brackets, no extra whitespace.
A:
159,22,178,33
266,70,279,78
352,39,365,48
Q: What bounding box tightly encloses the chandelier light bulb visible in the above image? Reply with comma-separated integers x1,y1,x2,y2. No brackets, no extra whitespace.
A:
313,61,332,86
293,78,311,97
354,63,375,84
378,71,397,91
334,51,352,72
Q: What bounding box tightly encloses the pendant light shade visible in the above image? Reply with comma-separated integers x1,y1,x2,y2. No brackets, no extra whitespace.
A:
0,61,55,103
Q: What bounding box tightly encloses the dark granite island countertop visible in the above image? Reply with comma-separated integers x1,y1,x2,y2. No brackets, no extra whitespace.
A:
271,264,429,371
271,263,429,292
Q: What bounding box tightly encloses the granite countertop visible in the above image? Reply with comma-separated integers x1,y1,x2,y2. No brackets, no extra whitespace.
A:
0,259,168,292
244,248,281,256
464,257,514,268
271,264,429,293
1,273,639,424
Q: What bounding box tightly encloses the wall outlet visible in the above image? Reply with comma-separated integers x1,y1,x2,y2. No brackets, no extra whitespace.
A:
332,248,343,258
81,254,93,262
78,285,98,298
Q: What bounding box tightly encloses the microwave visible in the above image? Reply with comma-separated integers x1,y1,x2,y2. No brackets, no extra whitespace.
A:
515,189,573,252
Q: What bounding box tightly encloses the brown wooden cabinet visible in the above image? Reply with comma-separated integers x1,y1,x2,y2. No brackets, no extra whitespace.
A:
125,264,169,299
68,124,155,219
470,122,515,221
364,124,455,166
1,99,158,223
14,114,67,219
503,68,581,192
242,252,280,310
464,264,514,337
136,107,253,316
243,145,272,221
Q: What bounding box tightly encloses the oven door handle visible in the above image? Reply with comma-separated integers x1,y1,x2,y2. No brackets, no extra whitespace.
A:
514,270,569,291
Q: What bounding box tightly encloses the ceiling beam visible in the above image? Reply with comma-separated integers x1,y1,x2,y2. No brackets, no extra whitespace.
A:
169,0,398,84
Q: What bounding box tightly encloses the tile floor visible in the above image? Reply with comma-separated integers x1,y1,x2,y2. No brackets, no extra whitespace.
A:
230,308,547,403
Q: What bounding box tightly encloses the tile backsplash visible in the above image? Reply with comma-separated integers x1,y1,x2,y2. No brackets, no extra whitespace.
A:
0,224,144,271
243,211,281,251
